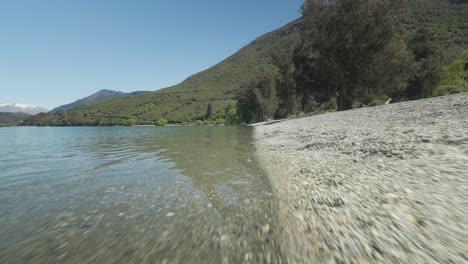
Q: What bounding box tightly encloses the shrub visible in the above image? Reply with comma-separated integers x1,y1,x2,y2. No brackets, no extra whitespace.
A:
225,105,241,125
275,108,289,119
203,120,211,125
122,119,135,126
433,56,468,96
296,111,306,118
195,120,203,126
432,85,468,96
156,118,168,126
215,118,225,125
368,99,386,107
314,98,337,113
437,60,466,86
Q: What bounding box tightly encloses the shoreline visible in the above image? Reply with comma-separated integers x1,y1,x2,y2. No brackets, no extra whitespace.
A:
254,93,468,263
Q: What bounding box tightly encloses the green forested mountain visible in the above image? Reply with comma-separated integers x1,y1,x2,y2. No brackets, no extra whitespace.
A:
24,0,468,126
24,19,302,126
404,0,467,61
0,112,31,126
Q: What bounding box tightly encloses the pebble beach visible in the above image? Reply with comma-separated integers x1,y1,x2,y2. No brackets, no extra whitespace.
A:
255,93,468,263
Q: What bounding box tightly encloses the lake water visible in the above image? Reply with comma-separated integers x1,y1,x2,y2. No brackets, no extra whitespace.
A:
0,127,283,263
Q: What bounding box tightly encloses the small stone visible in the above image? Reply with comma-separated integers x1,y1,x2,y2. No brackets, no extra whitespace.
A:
332,198,345,207
57,252,67,260
219,235,232,248
261,224,270,234
294,212,304,221
166,212,175,217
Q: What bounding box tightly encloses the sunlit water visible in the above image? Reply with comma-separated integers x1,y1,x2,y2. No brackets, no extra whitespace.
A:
0,127,283,263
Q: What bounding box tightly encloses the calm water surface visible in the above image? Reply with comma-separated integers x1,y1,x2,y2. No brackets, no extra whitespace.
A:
0,127,283,263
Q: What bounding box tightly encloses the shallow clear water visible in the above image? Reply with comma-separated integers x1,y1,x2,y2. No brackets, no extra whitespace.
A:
0,127,283,263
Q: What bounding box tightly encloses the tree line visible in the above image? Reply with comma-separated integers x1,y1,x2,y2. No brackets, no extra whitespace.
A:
235,0,468,123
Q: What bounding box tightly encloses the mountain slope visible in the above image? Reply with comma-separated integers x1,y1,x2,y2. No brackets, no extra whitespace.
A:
49,89,149,114
404,0,468,61
79,19,301,123
25,0,468,126
24,19,302,126
0,112,31,126
0,103,48,115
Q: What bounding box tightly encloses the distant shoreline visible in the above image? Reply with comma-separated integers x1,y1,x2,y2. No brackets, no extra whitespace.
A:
254,93,468,263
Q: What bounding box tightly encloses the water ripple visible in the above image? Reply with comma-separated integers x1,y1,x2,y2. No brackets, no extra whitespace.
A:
0,126,284,263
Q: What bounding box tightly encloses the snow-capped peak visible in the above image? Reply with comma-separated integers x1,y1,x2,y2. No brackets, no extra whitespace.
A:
0,103,48,115
0,103,38,108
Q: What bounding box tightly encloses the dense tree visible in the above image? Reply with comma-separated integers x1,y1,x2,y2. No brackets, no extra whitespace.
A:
292,41,338,112
204,102,213,120
0,112,31,126
302,0,413,110
237,73,279,123
271,50,300,118
224,104,241,125
404,28,442,99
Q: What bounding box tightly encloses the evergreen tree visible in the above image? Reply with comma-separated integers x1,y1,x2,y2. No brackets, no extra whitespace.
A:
405,28,442,99
237,73,279,123
205,102,213,120
272,50,299,117
302,0,412,110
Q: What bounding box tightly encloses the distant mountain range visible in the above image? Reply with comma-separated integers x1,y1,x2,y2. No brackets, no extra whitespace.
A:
49,89,149,114
0,103,48,115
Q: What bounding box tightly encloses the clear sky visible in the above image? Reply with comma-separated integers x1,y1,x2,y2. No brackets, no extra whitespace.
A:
0,0,302,110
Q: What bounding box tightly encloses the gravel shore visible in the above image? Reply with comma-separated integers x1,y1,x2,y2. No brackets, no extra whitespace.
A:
254,93,468,263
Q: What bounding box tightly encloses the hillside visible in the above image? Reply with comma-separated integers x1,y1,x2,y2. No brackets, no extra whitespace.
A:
404,0,468,61
24,18,302,126
25,0,468,126
71,19,301,124
49,89,149,114
0,112,31,126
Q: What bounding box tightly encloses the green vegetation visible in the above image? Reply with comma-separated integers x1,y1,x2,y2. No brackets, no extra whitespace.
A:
215,119,226,125
22,18,301,126
204,102,213,121
156,118,168,126
0,112,31,127
302,0,412,111
237,72,279,123
224,105,241,125
236,0,467,122
22,0,467,126
433,50,468,95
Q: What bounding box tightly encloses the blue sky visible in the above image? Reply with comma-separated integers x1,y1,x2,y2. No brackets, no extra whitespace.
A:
0,0,302,109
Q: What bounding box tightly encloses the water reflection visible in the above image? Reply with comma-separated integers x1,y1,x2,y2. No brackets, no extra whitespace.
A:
79,127,262,218
0,127,283,263
153,127,261,218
